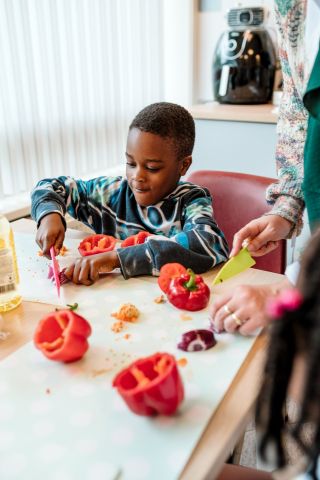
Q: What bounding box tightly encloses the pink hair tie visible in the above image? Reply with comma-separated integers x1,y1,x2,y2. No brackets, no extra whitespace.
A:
267,288,303,319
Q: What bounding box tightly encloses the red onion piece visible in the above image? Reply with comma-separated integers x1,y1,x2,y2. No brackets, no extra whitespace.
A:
177,329,216,352
47,265,69,285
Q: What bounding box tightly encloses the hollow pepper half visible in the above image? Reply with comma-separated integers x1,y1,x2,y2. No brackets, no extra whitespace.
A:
166,269,210,311
34,309,92,362
158,262,187,294
120,231,152,248
78,234,116,256
113,352,184,416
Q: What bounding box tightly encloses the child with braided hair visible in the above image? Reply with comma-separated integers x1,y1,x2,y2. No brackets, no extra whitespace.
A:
256,227,320,480
217,227,320,479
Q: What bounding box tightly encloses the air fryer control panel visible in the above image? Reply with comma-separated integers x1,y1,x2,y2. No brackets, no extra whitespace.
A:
227,7,265,27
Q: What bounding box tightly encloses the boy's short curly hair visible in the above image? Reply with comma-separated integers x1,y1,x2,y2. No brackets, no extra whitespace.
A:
129,102,195,159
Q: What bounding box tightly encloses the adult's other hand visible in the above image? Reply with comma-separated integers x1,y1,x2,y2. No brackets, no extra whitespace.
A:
209,279,292,335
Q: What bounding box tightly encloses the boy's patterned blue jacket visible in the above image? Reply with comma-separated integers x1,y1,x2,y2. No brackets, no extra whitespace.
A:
31,176,229,278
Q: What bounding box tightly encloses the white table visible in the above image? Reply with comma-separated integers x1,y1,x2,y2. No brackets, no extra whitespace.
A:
0,219,284,480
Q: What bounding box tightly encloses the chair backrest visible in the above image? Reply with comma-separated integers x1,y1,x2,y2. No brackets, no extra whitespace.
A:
186,170,286,274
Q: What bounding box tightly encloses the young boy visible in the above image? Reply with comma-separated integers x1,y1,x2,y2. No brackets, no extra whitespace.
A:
31,102,228,285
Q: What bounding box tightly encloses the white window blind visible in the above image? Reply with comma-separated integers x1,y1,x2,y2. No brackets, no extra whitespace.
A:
0,0,164,201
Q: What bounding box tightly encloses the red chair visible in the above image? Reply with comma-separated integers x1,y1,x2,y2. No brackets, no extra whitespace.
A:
187,170,286,274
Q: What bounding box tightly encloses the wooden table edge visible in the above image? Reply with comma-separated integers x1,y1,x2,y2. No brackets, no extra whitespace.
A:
179,332,267,480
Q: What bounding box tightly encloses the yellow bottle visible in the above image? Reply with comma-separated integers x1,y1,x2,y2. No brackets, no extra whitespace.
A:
0,214,22,312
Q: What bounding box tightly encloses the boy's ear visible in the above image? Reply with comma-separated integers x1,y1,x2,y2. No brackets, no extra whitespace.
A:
180,156,192,176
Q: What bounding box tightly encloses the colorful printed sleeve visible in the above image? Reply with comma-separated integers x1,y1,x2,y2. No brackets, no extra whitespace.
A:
265,1,308,237
117,188,229,278
31,175,120,232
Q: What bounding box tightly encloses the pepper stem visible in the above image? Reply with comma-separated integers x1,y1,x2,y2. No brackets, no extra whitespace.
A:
184,269,198,291
67,302,78,311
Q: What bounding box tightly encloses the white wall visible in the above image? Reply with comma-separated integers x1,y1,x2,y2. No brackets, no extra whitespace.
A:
194,0,276,103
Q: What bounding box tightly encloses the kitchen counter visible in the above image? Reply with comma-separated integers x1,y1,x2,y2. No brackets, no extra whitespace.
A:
189,101,278,124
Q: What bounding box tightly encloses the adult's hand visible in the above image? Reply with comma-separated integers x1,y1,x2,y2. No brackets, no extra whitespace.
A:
209,279,292,335
230,215,293,258
36,213,65,258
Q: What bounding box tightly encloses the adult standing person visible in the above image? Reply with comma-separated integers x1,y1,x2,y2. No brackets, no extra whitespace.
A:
210,0,320,334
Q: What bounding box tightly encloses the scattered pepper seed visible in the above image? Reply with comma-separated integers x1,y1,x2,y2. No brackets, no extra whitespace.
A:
92,368,110,377
154,295,165,304
177,358,188,367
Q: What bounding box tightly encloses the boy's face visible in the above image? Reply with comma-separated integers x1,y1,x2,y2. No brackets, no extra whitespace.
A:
126,128,191,207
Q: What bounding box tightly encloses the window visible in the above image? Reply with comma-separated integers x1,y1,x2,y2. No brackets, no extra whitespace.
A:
0,0,194,214
0,0,161,200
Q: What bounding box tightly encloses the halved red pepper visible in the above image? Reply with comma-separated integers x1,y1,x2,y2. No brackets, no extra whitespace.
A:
120,231,152,248
166,269,210,311
78,234,116,256
158,262,187,293
113,352,184,416
34,309,92,362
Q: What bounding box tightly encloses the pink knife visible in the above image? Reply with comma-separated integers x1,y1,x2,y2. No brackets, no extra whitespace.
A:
50,246,61,297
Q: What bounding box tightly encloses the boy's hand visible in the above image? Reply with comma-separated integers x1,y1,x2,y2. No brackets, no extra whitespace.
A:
65,251,120,286
230,214,293,258
36,213,66,258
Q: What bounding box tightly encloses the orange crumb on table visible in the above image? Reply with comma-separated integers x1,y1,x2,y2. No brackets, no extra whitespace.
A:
37,245,68,257
123,333,131,340
111,320,125,333
59,245,68,256
111,303,139,322
180,313,192,321
45,388,51,394
154,295,165,304
92,368,111,377
177,358,188,367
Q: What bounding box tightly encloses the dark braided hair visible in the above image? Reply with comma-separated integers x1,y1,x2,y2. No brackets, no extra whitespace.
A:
129,102,195,160
256,228,320,479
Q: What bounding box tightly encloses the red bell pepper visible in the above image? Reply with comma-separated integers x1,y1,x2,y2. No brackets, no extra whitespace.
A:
34,309,92,362
120,231,152,248
158,262,187,293
78,234,116,256
113,352,184,416
166,269,210,311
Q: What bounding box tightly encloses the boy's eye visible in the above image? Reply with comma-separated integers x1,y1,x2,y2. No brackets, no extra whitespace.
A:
146,167,160,172
126,162,135,168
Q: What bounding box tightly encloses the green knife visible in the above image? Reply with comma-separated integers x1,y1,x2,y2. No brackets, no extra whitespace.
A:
212,247,256,286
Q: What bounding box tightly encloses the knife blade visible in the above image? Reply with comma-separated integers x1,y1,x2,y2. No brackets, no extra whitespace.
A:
50,246,61,297
212,247,256,286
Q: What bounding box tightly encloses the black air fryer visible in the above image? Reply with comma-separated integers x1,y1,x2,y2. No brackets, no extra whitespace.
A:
213,7,276,104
